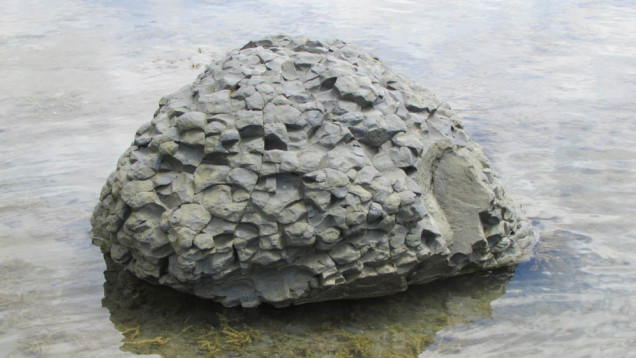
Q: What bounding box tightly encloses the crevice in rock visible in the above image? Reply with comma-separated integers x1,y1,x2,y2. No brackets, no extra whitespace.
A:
343,270,361,282
421,229,441,251
201,153,229,166
404,166,417,176
158,257,170,276
479,210,501,227
450,253,468,268
264,134,288,151
183,164,196,174
320,77,336,90
159,155,183,172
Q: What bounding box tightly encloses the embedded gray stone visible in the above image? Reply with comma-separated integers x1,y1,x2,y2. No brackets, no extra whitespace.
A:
91,35,537,308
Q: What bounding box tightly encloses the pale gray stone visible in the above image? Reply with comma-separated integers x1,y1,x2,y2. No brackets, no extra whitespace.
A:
205,121,226,135
179,130,205,146
120,180,158,209
272,104,304,128
170,173,195,203
202,90,232,114
392,132,424,154
334,77,358,99
368,202,384,222
284,81,310,103
199,185,247,222
231,84,256,100
324,144,367,173
312,122,352,149
193,233,215,250
176,111,206,131
110,243,131,263
245,92,265,110
390,146,417,168
193,164,230,192
329,242,361,265
251,250,283,265
316,227,341,245
301,110,324,128
219,128,240,146
281,59,298,80
173,144,203,167
284,221,315,247
278,201,306,224
349,185,372,203
216,73,242,90
355,165,380,185
171,203,211,232
227,167,258,192
404,90,439,113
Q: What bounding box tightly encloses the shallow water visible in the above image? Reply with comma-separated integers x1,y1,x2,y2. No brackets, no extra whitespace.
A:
1,0,635,357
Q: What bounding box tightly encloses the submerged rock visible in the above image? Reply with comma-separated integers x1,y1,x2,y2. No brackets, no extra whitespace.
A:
91,35,537,308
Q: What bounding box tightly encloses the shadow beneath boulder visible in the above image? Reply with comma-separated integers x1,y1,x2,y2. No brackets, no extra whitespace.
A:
102,256,517,357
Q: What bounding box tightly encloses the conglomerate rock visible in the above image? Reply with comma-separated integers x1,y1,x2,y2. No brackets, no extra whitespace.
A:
91,35,537,308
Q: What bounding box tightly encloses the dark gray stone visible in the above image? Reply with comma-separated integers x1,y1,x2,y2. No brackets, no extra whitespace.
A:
91,35,537,308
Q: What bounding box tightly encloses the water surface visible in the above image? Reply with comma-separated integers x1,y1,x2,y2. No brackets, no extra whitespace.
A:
1,0,635,357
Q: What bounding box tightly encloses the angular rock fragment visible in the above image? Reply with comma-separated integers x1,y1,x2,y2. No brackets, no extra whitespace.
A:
91,35,537,308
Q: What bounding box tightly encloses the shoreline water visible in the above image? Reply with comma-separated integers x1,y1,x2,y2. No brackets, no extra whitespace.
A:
1,0,634,356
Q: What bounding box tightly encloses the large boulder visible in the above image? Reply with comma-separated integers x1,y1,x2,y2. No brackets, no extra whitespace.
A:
91,35,537,308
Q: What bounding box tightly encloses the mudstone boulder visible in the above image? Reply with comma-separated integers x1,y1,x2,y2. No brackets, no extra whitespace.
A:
91,35,537,307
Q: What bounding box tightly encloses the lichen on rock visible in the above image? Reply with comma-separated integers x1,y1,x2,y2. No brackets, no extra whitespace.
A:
91,35,537,308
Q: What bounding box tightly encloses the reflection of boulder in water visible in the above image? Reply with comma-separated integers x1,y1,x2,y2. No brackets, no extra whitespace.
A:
102,257,516,357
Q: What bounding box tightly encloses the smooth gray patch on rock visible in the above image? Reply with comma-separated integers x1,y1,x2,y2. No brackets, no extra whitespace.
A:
91,35,537,308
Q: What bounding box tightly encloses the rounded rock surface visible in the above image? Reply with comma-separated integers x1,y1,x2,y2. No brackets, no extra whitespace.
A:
91,35,537,307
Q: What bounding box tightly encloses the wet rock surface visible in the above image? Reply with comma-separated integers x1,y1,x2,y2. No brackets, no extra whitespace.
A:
91,35,537,308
